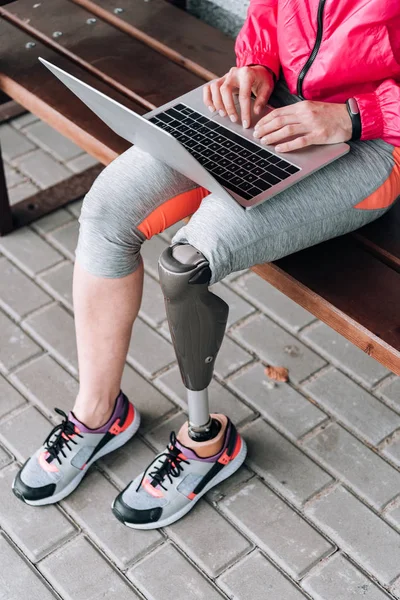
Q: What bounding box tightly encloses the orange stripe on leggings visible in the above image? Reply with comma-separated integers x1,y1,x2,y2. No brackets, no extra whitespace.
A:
355,147,400,210
137,187,210,239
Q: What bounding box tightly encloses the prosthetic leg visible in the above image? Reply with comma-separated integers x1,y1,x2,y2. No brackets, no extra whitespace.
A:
158,244,229,445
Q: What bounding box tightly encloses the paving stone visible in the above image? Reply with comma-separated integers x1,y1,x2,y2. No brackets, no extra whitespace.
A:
47,220,79,260
166,500,251,577
139,273,167,326
302,322,389,388
63,469,163,570
8,181,39,205
4,163,24,188
155,365,256,426
66,198,83,219
161,219,186,242
0,533,57,600
303,369,400,445
304,422,400,510
0,444,12,470
121,363,176,430
0,228,62,276
0,405,51,462
99,435,156,489
39,535,139,600
0,257,50,319
25,121,83,161
144,412,188,451
382,435,400,467
141,234,169,279
378,377,400,413
32,208,74,235
11,112,39,129
229,362,327,439
233,272,315,332
11,354,78,418
210,282,255,328
14,149,70,189
0,311,41,372
0,464,76,563
243,418,332,505
39,261,73,309
66,152,99,173
0,123,35,159
232,314,326,383
305,485,400,586
207,465,255,504
214,335,253,378
391,578,400,599
385,502,400,531
220,478,334,580
217,549,307,600
302,552,393,600
0,373,26,419
128,542,224,600
23,304,78,375
127,317,176,377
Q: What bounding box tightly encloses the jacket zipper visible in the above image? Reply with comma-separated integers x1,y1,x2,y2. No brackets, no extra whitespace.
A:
296,0,328,98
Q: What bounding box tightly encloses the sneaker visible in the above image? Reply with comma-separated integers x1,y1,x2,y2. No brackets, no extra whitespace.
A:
112,415,247,529
12,391,140,506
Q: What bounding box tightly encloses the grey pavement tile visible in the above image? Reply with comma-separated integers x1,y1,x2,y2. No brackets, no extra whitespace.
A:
0,227,62,276
0,444,12,470
217,550,307,600
14,149,70,189
242,418,332,506
378,377,400,413
303,369,400,445
139,273,167,326
99,435,156,489
0,405,51,462
66,198,83,219
302,552,393,600
66,152,99,173
305,485,400,586
0,311,41,372
0,124,35,160
0,374,26,420
0,257,50,319
38,261,73,309
304,422,400,510
391,578,400,599
0,533,57,600
127,317,176,377
128,542,224,600
141,234,169,279
63,469,163,570
39,535,139,600
386,502,400,531
144,412,188,451
47,220,79,260
155,365,256,426
166,500,252,577
160,219,186,242
24,121,83,161
232,314,326,383
210,282,255,328
0,464,77,563
301,322,389,388
207,465,255,504
233,272,315,332
11,113,39,129
214,335,253,379
121,363,176,430
4,163,24,188
382,434,400,468
11,354,78,418
229,362,327,439
23,304,78,375
32,208,74,235
8,181,39,205
220,478,334,580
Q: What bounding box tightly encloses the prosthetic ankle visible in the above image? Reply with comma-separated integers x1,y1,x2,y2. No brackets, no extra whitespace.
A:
158,244,229,443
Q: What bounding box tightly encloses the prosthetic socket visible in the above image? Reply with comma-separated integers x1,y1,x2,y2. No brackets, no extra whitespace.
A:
158,244,229,441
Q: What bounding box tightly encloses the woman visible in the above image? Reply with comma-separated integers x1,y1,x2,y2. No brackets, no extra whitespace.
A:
14,0,400,528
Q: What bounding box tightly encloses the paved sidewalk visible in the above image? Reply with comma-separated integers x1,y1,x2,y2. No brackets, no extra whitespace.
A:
0,114,399,600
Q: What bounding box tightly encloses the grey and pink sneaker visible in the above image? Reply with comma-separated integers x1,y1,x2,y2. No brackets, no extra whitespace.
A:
13,391,140,506
112,415,247,529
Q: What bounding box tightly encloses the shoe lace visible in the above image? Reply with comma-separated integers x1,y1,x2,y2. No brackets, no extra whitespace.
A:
136,432,190,492
44,408,84,465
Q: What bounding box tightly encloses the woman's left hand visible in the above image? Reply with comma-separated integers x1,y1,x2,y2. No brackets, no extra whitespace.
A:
253,100,353,152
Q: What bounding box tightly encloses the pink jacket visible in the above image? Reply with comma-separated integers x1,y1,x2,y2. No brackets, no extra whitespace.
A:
235,0,400,146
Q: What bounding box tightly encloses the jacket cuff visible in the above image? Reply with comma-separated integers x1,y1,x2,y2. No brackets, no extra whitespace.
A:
353,92,384,141
236,50,280,80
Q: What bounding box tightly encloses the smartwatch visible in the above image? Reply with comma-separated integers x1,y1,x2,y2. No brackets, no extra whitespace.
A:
346,98,362,141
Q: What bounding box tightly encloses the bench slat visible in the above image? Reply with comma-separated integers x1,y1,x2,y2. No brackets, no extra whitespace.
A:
1,0,204,110
253,236,400,375
71,0,235,79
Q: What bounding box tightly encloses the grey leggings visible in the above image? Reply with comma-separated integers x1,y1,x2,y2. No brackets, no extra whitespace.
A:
76,91,399,284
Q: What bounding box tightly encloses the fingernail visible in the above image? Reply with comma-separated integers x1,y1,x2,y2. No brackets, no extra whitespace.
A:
230,114,238,123
243,120,249,129
253,130,260,138
219,109,226,117
261,137,268,145
275,145,283,152
208,106,215,113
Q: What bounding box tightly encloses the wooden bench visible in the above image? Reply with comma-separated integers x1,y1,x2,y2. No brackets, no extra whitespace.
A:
0,0,399,375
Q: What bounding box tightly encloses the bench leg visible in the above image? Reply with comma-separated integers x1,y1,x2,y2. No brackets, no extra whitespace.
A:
0,144,13,236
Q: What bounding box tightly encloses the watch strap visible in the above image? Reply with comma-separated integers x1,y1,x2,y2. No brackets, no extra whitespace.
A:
346,98,362,141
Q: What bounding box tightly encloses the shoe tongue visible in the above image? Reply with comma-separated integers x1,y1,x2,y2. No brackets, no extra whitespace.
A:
68,392,125,434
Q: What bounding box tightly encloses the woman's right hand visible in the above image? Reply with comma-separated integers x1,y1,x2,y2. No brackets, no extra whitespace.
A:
203,65,275,129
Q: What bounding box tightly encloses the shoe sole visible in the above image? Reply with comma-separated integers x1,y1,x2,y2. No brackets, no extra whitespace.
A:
112,436,247,530
12,407,141,506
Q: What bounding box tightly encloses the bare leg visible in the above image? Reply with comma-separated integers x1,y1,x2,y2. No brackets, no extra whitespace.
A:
72,259,144,428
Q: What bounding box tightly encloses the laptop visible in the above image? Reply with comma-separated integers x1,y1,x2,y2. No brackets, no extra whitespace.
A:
39,58,349,209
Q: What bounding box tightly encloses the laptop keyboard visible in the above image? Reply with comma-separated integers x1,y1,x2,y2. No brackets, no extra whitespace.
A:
148,103,300,201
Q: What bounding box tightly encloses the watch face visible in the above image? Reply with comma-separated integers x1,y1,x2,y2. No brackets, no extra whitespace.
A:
348,98,360,114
